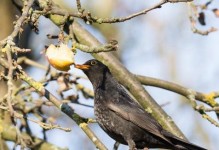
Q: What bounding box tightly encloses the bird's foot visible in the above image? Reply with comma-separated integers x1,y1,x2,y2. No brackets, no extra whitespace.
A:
127,139,137,150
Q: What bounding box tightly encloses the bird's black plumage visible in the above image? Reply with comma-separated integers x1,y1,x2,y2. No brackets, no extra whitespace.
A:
75,59,207,150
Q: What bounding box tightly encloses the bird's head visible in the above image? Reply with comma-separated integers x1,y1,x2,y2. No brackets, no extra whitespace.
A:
75,59,110,87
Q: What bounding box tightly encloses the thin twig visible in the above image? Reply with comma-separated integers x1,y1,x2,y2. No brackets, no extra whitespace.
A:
27,117,71,132
1,121,67,150
76,0,83,12
41,0,192,24
71,22,187,139
188,2,217,35
91,0,167,23
1,0,35,117
201,106,219,112
187,89,219,127
17,56,94,99
16,64,107,150
17,56,47,70
0,0,35,46
6,46,14,116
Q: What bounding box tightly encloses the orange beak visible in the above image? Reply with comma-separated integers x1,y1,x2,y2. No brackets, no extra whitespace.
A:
75,64,91,70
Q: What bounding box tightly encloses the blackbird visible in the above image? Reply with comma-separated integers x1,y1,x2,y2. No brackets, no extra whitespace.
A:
75,59,207,150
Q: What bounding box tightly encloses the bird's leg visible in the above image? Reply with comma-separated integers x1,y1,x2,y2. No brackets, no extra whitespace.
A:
127,139,137,150
113,141,120,150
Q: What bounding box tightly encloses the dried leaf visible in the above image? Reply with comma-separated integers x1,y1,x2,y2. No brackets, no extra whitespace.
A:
198,12,206,25
212,9,219,18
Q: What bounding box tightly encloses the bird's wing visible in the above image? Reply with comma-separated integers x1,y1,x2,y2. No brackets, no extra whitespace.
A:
107,90,171,143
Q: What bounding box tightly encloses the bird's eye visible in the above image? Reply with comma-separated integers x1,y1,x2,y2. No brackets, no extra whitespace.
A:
90,60,97,65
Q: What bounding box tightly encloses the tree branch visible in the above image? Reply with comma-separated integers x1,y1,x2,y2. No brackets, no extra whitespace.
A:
135,75,219,107
39,0,192,24
73,40,118,53
0,0,35,47
188,2,217,35
1,120,67,150
37,0,187,139
5,46,14,116
186,90,219,127
136,75,219,125
71,22,187,139
16,65,107,150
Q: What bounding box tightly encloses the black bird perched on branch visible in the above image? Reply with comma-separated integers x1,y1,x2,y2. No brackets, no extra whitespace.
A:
75,59,207,150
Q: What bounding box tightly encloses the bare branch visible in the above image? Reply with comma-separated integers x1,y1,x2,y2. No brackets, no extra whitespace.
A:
188,2,217,35
76,0,83,12
16,64,107,150
39,0,193,24
135,75,219,126
90,0,167,23
27,117,71,132
5,46,14,116
1,121,67,150
0,0,35,47
135,75,219,107
73,40,118,53
187,90,219,127
71,22,187,139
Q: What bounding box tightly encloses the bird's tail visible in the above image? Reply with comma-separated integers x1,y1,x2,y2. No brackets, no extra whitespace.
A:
162,130,207,150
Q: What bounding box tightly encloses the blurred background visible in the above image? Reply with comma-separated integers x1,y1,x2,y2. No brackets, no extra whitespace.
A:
1,0,219,149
